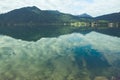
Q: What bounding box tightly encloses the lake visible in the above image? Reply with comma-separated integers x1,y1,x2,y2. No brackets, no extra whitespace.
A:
0,26,120,80
0,25,120,41
0,31,120,80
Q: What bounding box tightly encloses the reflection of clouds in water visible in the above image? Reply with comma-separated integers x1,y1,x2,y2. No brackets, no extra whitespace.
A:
0,31,120,79
85,32,120,53
0,31,120,62
1,31,119,55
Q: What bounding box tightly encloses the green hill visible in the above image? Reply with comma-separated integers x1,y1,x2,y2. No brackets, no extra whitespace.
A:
95,12,120,22
0,6,78,25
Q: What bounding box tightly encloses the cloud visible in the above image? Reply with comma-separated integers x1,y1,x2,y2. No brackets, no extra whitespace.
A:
81,0,120,16
0,0,120,16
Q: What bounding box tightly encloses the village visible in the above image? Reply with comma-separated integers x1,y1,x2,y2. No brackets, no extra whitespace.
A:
70,21,120,28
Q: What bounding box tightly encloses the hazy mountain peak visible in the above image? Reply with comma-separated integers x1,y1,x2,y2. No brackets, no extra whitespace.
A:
78,13,92,18
21,6,40,10
4,6,41,15
22,6,41,13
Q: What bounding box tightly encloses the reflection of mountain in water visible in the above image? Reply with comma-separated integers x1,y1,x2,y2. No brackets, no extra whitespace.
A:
0,32,120,80
0,24,120,41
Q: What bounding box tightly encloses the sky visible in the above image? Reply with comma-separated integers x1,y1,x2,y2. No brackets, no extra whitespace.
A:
0,0,120,17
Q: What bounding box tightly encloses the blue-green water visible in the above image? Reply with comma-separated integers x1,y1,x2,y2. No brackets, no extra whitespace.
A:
0,31,120,80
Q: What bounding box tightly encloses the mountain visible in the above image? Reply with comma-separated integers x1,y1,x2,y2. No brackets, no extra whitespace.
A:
0,6,78,25
0,6,119,25
77,13,93,18
0,6,41,23
95,12,120,22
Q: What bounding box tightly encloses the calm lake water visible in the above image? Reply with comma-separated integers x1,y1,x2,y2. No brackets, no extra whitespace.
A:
0,26,120,80
0,25,120,41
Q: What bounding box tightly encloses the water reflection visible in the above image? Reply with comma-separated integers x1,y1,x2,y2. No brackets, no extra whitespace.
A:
0,32,120,80
0,25,120,41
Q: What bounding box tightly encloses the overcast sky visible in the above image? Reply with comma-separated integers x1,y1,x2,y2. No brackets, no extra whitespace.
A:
0,0,120,17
